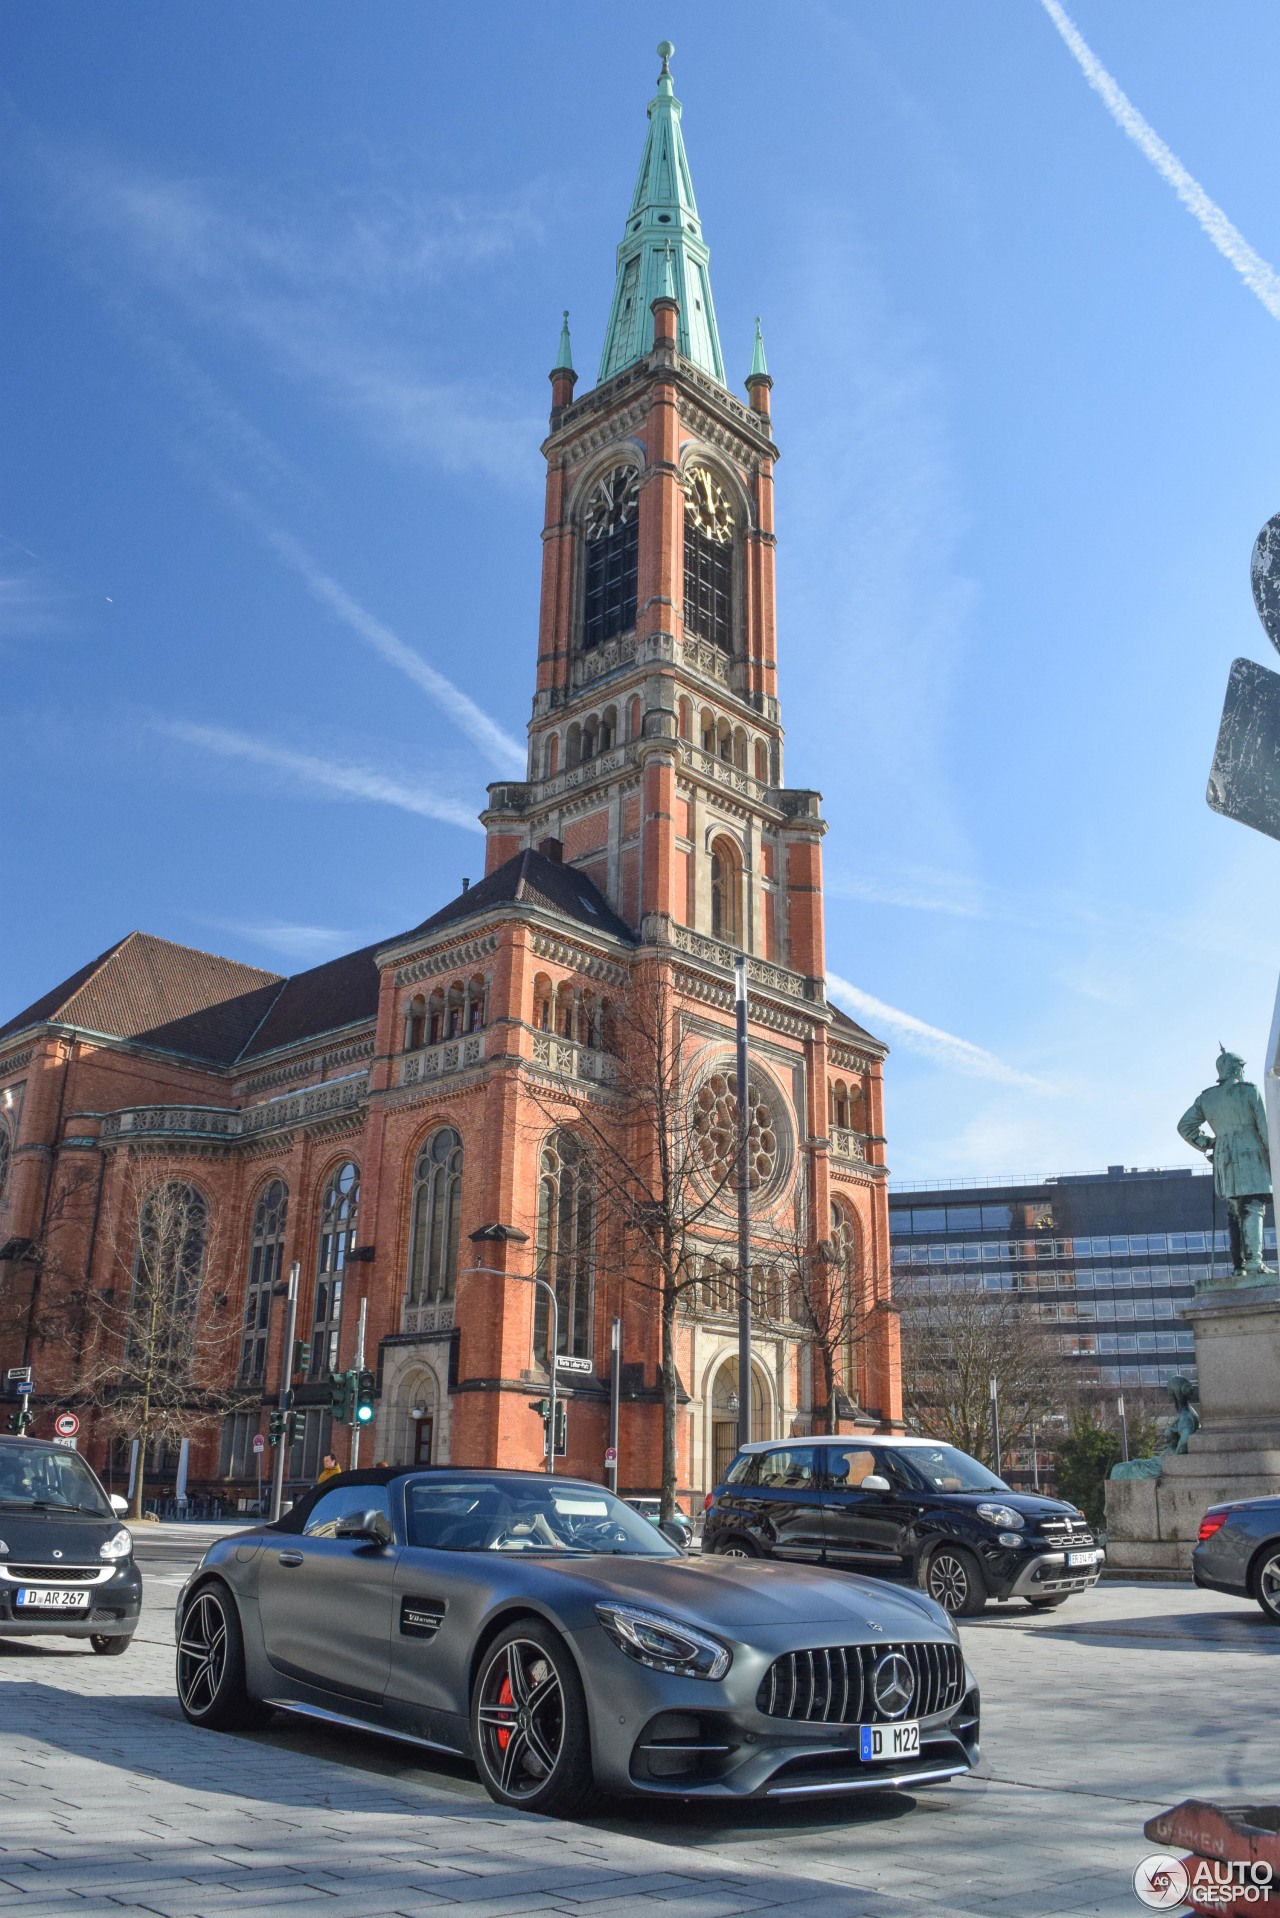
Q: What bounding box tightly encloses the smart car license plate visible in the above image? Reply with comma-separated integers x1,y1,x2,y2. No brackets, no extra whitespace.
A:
1067,1550,1100,1567
860,1721,920,1761
16,1588,90,1609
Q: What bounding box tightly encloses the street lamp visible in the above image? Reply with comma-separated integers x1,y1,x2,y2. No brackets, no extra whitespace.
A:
734,954,752,1452
460,1264,559,1474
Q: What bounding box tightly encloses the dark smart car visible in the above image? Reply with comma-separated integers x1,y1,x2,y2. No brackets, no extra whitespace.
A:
0,1435,140,1652
702,1436,1103,1616
1192,1494,1280,1621
174,1467,979,1815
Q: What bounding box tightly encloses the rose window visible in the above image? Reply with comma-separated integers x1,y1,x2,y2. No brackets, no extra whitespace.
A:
691,1070,779,1191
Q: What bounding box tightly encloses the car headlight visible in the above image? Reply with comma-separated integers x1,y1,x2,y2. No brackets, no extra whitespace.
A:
975,1504,1024,1531
99,1528,133,1561
595,1602,731,1680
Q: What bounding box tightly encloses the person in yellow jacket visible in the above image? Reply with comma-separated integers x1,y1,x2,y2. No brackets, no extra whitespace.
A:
316,1453,342,1484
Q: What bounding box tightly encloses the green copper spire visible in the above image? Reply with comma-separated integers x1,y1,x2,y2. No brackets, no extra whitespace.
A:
597,42,726,387
554,309,574,372
749,316,768,380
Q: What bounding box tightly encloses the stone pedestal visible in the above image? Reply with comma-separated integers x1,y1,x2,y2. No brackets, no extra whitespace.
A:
1105,1285,1280,1574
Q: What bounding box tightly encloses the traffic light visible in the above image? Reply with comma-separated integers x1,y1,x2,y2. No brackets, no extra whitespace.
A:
329,1369,354,1423
552,1400,567,1456
6,1409,29,1435
288,1408,307,1443
354,1369,376,1426
527,1398,549,1420
267,1409,286,1444
291,1339,308,1380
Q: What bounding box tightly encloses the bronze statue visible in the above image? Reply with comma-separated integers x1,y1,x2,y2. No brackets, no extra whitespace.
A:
1110,1375,1201,1481
1177,1049,1274,1281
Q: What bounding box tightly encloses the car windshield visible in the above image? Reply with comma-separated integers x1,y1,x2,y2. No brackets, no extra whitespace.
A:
0,1443,112,1516
404,1477,678,1556
903,1445,1010,1494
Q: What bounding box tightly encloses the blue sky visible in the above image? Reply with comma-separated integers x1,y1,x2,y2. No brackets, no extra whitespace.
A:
6,2,1280,1182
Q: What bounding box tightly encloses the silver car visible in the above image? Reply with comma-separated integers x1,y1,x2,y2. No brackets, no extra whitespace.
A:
174,1467,979,1815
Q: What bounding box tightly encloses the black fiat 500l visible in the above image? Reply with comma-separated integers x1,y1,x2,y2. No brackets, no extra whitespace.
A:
0,1435,140,1652
703,1436,1103,1617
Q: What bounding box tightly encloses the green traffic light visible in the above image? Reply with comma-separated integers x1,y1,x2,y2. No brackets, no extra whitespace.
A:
355,1403,374,1424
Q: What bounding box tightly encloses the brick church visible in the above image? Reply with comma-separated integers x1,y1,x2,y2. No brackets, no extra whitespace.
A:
0,47,901,1511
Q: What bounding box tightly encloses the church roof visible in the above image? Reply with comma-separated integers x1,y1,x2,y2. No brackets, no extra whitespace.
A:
404,847,636,947
597,43,725,387
830,1002,888,1056
0,931,282,1063
236,942,385,1061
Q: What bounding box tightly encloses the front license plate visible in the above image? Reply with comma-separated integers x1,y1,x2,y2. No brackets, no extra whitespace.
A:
859,1721,920,1761
1067,1550,1100,1567
16,1588,90,1609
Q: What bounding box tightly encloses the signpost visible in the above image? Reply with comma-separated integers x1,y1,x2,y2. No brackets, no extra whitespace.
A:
554,1354,593,1374
253,1430,265,1510
54,1413,79,1438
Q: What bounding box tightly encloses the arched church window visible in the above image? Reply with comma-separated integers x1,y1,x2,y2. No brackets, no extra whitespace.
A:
535,1130,594,1361
581,466,640,650
407,1128,463,1307
0,1116,10,1204
240,1179,287,1385
683,464,735,651
830,1200,861,1400
710,836,743,946
126,1183,209,1372
311,1162,358,1377
405,996,426,1051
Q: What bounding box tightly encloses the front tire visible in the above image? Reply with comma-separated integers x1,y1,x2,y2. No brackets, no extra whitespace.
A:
471,1620,595,1817
925,1546,988,1618
714,1536,759,1559
1025,1597,1067,1612
1253,1546,1280,1624
177,1582,268,1731
90,1633,133,1655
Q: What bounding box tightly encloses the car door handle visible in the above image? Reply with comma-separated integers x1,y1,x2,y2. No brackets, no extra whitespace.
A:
277,1551,304,1567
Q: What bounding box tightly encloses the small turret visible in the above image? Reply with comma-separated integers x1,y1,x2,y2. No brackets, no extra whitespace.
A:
746,317,772,416
550,310,576,415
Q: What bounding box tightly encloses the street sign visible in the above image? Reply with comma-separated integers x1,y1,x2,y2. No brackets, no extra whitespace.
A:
554,1355,593,1375
54,1413,79,1438
252,1433,266,1453
51,1436,77,1449
5,1367,31,1382
14,1380,33,1396
604,1446,617,1467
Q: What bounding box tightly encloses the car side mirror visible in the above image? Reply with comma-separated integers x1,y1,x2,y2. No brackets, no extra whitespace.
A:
110,1495,129,1516
860,1474,892,1493
334,1508,392,1544
659,1519,688,1548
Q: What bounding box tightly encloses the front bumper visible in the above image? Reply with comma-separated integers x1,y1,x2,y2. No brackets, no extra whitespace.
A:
1003,1550,1104,1600
0,1563,142,1637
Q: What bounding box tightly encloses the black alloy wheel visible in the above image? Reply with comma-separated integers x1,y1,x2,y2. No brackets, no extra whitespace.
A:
714,1537,758,1559
925,1546,987,1618
471,1620,594,1816
1254,1547,1280,1624
176,1583,267,1730
90,1633,132,1655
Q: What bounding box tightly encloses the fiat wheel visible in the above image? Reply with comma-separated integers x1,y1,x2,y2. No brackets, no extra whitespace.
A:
1254,1547,1280,1624
925,1546,987,1618
471,1620,594,1816
90,1633,133,1655
715,1537,758,1559
176,1583,267,1731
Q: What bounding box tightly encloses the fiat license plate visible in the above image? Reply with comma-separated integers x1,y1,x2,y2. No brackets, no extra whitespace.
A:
1067,1550,1100,1567
860,1721,920,1761
16,1588,90,1609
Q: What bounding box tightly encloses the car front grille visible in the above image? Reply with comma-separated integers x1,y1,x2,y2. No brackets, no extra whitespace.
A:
757,1640,966,1725
1037,1519,1096,1550
4,1565,103,1583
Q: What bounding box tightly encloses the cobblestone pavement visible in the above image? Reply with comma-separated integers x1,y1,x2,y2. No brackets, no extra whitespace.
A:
1,1540,1277,1918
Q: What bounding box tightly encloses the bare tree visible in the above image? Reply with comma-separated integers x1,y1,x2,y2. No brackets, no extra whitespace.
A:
525,965,753,1521
79,1153,237,1517
756,1210,867,1434
898,1275,1065,1470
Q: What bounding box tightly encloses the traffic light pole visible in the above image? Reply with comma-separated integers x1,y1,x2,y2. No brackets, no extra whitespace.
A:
269,1262,300,1524
735,956,753,1453
349,1296,368,1470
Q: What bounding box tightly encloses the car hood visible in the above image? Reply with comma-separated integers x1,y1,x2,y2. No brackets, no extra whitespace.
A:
940,1491,1084,1524
534,1553,954,1637
0,1509,120,1563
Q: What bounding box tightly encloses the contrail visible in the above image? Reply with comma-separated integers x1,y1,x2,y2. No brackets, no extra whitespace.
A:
1040,0,1280,322
160,720,483,831
215,484,526,775
827,972,1051,1090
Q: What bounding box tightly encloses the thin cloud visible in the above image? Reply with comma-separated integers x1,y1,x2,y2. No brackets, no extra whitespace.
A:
215,486,525,774
202,920,352,965
827,971,1052,1090
159,719,482,831
1041,0,1280,321
826,873,985,919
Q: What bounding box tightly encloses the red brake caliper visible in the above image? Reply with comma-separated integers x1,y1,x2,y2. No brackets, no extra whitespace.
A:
496,1674,513,1751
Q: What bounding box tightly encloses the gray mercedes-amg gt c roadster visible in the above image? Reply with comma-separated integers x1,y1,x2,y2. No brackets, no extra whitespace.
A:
174,1467,979,1815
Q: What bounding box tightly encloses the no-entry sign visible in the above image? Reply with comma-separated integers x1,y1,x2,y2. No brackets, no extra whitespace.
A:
54,1413,79,1438
252,1433,266,1453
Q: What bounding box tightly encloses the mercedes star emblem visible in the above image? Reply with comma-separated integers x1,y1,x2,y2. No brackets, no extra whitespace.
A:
871,1651,916,1720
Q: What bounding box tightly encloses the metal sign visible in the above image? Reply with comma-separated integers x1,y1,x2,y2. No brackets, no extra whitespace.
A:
5,1367,31,1382
54,1413,79,1438
51,1437,76,1449
252,1433,266,1453
554,1355,593,1375
1207,656,1280,844
604,1446,617,1466
14,1380,33,1396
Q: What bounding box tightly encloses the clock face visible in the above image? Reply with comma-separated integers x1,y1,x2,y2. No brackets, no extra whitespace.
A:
584,466,640,541
683,465,735,545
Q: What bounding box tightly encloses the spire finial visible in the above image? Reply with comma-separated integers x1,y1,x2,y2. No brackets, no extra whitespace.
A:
657,39,674,85
554,309,573,372
749,316,768,381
